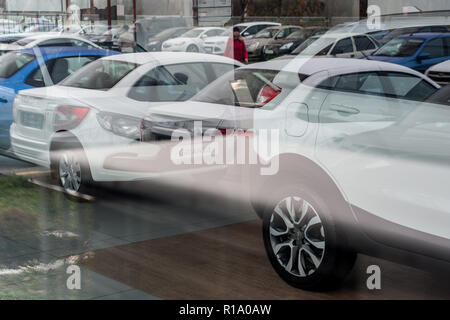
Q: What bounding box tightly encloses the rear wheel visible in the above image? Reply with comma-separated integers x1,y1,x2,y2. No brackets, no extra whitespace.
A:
262,184,356,291
51,137,93,195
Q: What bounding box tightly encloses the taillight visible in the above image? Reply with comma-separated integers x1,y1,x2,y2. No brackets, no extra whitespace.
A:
54,105,89,131
256,84,281,106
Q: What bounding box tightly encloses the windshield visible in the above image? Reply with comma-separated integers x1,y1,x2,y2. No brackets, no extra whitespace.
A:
286,30,307,40
61,59,139,90
0,52,35,78
181,29,204,38
254,28,279,39
82,25,109,35
374,38,425,57
292,37,336,55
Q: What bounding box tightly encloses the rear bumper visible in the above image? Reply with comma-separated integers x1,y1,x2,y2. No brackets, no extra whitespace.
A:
10,123,50,168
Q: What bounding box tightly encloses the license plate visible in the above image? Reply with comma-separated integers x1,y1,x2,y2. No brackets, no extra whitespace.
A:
265,49,273,54
20,111,44,129
204,47,212,52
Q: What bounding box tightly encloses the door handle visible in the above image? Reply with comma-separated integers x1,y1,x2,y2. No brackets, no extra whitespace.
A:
330,104,360,115
0,98,7,103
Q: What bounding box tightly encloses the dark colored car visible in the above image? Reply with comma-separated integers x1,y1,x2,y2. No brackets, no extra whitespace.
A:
264,27,328,59
245,26,302,61
146,27,193,51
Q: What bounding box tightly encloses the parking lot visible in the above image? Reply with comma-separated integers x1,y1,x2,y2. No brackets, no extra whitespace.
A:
0,0,449,303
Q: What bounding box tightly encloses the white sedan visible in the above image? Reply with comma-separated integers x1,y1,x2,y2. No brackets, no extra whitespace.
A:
203,29,232,55
10,52,242,193
0,33,102,55
161,27,227,53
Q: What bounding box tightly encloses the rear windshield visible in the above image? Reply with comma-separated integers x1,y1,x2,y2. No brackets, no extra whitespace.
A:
192,68,300,109
374,38,425,57
0,52,35,78
61,59,138,90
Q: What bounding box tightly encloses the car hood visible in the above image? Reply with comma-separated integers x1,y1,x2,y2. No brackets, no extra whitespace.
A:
428,59,450,73
245,38,271,47
366,55,411,63
164,37,196,44
203,36,229,43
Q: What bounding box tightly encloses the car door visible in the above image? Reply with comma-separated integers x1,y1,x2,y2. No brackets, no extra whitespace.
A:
315,70,450,248
416,37,449,73
329,37,356,58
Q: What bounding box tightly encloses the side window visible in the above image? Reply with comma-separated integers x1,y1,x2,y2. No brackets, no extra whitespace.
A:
204,29,219,37
331,37,354,55
128,63,209,102
333,72,384,95
244,25,258,35
25,56,97,87
209,63,238,79
383,72,437,101
421,38,446,59
275,28,289,39
354,35,376,51
165,63,209,94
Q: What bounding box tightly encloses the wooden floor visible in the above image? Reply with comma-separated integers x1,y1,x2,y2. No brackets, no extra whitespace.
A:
79,220,450,299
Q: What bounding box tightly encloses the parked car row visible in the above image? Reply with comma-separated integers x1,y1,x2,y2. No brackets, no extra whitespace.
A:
0,19,449,294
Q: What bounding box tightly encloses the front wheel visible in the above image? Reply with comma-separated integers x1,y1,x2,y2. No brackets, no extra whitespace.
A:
186,44,199,52
262,185,356,291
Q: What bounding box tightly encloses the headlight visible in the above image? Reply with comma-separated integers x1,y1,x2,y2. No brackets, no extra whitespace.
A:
148,41,159,46
217,41,225,46
280,42,294,50
250,42,259,50
97,112,141,140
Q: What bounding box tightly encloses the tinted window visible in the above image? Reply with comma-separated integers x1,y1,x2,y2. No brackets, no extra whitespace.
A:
61,59,138,90
321,72,437,101
331,37,353,54
421,38,446,59
0,52,35,78
128,63,209,102
26,56,97,87
374,38,425,57
354,35,376,51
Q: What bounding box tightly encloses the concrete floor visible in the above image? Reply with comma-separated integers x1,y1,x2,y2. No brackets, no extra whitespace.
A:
0,155,449,300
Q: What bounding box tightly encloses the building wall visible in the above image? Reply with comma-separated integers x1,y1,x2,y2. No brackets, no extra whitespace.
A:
368,0,449,14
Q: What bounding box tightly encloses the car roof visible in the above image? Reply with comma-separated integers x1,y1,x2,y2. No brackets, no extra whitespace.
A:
398,32,450,39
15,46,115,58
244,57,425,77
101,52,239,66
23,33,87,42
235,22,281,27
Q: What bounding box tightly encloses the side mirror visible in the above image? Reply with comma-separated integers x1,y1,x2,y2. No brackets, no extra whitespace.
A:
417,53,431,61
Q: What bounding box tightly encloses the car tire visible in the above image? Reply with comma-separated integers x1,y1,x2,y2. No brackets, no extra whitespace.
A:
262,184,356,291
51,137,93,196
186,44,199,52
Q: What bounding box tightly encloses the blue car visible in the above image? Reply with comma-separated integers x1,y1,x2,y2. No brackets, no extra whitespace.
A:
0,46,119,148
367,33,450,73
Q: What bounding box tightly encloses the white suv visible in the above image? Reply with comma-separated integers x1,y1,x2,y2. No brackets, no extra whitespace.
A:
130,57,450,290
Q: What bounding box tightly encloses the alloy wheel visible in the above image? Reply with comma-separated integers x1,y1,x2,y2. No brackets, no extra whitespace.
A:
59,152,82,192
269,196,325,277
